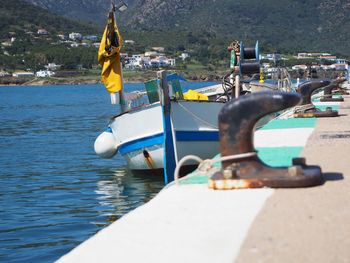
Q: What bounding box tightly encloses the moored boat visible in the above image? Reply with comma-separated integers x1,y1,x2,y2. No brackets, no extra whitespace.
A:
94,5,270,183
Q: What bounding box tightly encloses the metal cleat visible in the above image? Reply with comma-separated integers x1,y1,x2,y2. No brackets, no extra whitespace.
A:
320,78,346,102
293,79,338,118
208,92,324,190
336,87,350,95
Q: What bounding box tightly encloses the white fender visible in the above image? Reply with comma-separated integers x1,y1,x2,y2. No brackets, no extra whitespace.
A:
94,128,118,159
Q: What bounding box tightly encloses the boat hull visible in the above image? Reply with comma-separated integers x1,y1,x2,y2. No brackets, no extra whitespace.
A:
110,100,224,172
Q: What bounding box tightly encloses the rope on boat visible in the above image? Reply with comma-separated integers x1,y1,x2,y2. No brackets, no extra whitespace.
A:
177,102,219,129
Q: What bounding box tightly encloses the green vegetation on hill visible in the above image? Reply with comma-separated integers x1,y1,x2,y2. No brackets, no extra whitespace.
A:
0,0,101,72
0,0,99,38
2,0,350,85
24,0,350,58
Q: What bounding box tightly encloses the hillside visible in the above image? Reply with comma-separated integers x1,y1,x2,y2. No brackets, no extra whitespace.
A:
0,0,101,72
0,0,99,38
24,0,113,24
23,0,350,57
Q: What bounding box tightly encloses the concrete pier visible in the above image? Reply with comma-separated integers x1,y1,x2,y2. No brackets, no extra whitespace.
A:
58,95,350,263
237,97,350,263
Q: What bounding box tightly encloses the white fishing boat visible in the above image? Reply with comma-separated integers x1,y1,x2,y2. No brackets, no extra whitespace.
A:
95,72,225,183
94,71,276,183
95,10,264,184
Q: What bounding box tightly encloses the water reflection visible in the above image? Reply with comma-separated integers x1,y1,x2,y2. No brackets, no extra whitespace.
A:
94,167,164,227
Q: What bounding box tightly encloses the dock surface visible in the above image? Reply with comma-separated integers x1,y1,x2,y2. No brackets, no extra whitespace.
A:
58,95,350,263
237,98,350,263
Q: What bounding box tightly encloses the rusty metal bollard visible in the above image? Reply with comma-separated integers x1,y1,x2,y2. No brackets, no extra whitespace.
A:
320,78,346,102
293,79,338,118
209,91,324,190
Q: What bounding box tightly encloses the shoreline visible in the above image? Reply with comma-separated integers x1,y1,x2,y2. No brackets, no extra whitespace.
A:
0,71,224,86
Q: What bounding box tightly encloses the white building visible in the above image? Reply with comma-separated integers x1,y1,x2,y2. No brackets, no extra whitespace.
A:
319,55,337,61
151,47,165,53
297,53,331,59
0,71,11,77
331,63,348,71
145,51,158,57
180,53,189,61
150,56,174,68
168,58,176,67
69,32,83,41
45,63,61,71
126,54,176,69
128,54,144,69
337,59,347,64
36,70,55,77
292,65,308,71
12,71,35,77
37,29,49,35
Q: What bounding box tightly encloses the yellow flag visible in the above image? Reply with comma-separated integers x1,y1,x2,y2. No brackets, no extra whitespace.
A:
98,12,123,94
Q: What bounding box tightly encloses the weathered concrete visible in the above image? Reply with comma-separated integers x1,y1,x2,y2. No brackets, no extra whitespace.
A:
236,96,350,263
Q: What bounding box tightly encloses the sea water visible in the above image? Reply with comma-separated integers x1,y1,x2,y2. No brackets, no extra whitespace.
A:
0,82,216,262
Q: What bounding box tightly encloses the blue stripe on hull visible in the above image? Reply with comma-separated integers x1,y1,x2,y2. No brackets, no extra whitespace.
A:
176,131,219,141
119,131,219,155
119,133,164,155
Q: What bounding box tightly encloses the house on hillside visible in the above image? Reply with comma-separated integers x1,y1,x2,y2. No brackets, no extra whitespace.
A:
150,56,174,68
69,32,83,41
331,62,348,71
145,51,158,57
319,55,337,61
128,54,143,69
36,70,55,77
45,63,61,71
168,58,176,67
292,65,308,71
151,47,165,53
37,29,49,35
180,52,189,61
337,59,347,64
0,71,11,77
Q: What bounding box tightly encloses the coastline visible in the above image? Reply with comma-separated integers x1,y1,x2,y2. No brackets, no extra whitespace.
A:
0,70,225,86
